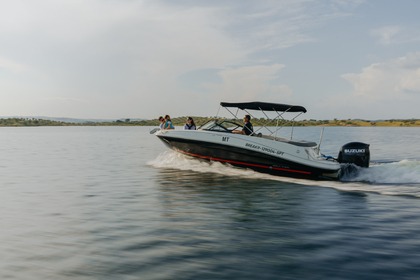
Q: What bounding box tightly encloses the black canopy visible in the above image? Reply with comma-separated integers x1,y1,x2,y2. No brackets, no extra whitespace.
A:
220,101,307,113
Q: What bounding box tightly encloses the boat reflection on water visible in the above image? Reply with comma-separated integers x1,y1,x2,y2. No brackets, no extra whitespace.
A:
151,168,390,280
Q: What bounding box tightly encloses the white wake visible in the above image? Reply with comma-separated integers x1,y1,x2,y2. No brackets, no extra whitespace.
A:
148,151,420,198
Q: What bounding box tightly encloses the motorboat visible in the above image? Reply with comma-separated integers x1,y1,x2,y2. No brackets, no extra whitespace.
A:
152,101,370,180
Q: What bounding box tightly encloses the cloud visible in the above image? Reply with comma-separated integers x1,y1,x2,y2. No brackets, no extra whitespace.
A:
313,53,420,119
0,56,27,73
216,0,364,52
371,25,420,45
0,0,247,117
371,26,401,45
342,52,420,100
0,0,393,119
0,1,243,73
211,64,292,102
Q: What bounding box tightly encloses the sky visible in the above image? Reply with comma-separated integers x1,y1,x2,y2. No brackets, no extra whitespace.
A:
1,0,420,120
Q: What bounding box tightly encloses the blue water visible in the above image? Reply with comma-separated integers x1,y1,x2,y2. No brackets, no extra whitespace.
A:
1,126,420,279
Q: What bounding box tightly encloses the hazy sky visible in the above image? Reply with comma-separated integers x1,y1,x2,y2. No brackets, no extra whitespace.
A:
1,0,420,120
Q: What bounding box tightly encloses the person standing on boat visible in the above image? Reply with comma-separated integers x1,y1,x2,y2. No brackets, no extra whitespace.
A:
163,115,175,129
184,117,196,130
234,114,253,135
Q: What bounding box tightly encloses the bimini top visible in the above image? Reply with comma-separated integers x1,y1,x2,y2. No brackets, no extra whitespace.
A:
220,101,307,113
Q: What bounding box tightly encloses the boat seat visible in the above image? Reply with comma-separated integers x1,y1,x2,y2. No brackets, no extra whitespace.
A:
287,140,317,147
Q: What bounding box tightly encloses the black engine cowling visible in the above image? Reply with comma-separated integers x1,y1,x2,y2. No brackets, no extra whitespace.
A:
337,142,370,168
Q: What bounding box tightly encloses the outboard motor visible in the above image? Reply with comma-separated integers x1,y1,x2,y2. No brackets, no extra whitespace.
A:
338,142,370,168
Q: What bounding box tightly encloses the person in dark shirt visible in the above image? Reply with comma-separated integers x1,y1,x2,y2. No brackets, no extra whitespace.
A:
184,117,196,130
233,114,253,135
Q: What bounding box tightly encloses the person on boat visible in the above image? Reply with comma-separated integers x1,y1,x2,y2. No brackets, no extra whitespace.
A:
158,116,165,129
163,115,175,129
184,117,196,130
233,114,253,135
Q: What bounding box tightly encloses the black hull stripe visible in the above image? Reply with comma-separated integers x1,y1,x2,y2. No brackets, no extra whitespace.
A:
178,149,312,175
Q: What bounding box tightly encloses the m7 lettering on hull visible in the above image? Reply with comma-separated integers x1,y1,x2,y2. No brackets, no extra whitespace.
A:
222,136,230,142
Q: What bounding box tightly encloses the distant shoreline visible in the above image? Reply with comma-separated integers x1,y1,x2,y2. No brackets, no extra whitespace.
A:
1,117,420,127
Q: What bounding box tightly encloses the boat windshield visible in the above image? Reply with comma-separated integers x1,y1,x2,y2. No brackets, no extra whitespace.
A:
199,120,242,132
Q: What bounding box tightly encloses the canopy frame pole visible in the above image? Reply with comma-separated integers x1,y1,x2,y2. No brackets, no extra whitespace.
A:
289,112,304,140
223,106,239,119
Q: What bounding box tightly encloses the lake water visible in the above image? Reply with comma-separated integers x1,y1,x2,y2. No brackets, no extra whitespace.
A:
1,126,420,279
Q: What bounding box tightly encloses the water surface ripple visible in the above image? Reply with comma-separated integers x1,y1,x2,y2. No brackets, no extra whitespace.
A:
1,126,420,279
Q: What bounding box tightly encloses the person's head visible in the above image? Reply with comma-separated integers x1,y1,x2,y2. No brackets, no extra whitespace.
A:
165,115,171,120
158,116,164,122
186,117,194,124
244,115,251,122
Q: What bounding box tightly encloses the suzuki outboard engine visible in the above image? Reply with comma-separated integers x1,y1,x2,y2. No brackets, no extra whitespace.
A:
338,142,370,168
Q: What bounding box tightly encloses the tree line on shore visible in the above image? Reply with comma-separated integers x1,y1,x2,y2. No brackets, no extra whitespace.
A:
1,117,420,127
